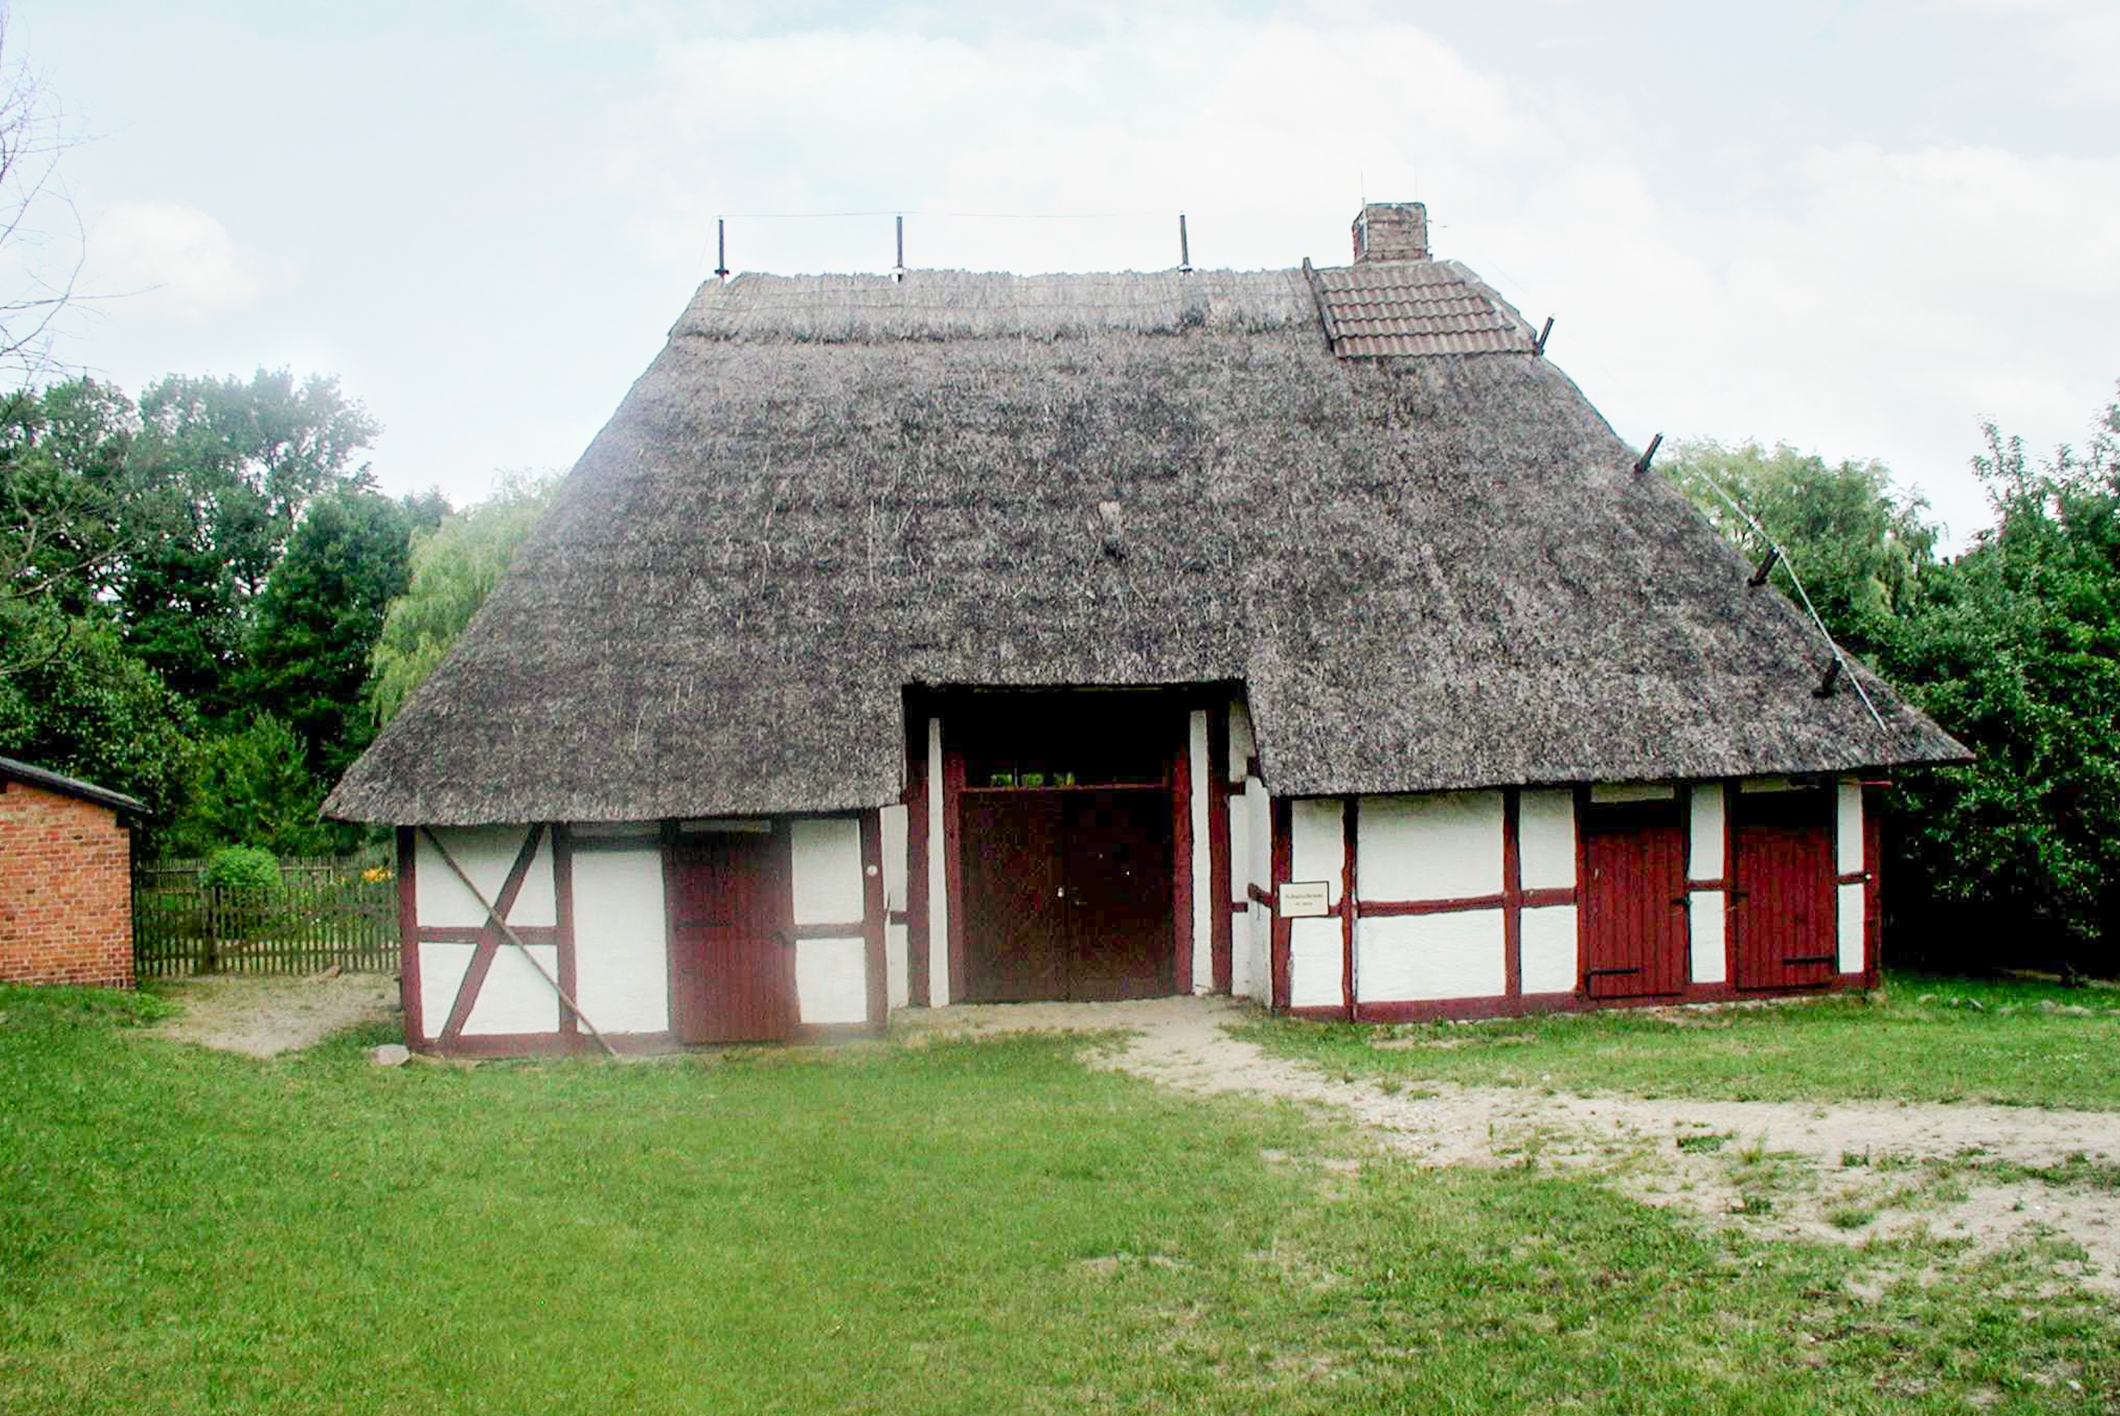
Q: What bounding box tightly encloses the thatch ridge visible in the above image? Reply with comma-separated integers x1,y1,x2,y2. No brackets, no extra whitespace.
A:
328,266,1963,825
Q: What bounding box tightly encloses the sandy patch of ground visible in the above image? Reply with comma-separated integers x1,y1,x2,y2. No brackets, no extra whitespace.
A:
144,973,398,1058
897,996,2120,1291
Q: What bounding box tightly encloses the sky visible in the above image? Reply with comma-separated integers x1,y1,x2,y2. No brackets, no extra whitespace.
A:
8,0,2118,547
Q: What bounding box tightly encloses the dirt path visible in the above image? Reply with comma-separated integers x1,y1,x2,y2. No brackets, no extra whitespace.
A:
899,996,2120,1291
144,973,398,1058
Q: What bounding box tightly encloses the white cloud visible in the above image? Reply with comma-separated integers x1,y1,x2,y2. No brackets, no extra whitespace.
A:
1932,0,2120,106
85,202,259,321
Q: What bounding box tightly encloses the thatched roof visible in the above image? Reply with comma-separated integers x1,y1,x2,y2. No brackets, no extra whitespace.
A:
327,262,1964,826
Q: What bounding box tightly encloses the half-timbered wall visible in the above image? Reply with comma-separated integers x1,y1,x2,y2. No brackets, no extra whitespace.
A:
791,818,868,1027
1262,775,1876,1022
414,825,562,1041
402,813,886,1055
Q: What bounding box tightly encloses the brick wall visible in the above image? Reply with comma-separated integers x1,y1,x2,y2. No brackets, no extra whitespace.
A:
0,780,135,989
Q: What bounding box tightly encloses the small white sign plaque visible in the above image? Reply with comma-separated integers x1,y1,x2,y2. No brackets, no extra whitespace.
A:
1277,881,1332,918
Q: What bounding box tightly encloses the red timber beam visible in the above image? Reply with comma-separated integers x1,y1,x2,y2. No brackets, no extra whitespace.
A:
1172,710,1195,996
397,825,424,1046
860,809,888,1027
1340,795,1357,1021
1270,796,1293,1012
1207,703,1233,994
553,825,577,1040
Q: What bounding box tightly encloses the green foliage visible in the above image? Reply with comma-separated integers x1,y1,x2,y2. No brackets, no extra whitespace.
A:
161,714,333,859
1665,401,2120,964
1877,400,2120,954
0,599,196,839
245,490,423,779
367,471,557,726
199,845,281,898
117,369,381,712
0,379,143,625
1662,439,1936,653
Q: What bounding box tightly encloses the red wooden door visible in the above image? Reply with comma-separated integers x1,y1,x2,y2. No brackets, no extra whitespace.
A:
960,794,1067,1003
667,830,789,1043
1732,791,1836,990
1062,788,1174,1002
1579,803,1688,998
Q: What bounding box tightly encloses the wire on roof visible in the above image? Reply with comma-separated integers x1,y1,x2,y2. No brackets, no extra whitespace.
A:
1682,462,1888,732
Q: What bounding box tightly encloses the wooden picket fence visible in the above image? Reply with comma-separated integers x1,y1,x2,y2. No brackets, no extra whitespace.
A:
133,854,399,978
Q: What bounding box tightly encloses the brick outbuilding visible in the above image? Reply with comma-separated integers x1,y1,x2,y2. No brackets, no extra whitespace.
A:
0,756,143,990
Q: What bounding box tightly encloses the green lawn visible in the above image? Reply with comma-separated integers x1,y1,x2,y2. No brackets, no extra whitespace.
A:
1237,972,2120,1110
2,982,2117,1413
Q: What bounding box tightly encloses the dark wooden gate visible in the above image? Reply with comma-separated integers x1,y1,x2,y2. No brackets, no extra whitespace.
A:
954,695,1181,1004
666,828,789,1043
960,794,1067,1002
1060,788,1175,1001
1578,800,1688,998
960,788,1174,1002
1731,789,1836,990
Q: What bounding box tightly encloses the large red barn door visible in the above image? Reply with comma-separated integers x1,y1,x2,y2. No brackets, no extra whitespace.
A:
1062,788,1174,1002
954,695,1180,1004
1578,800,1688,998
1731,789,1836,990
667,828,790,1043
960,794,1067,1002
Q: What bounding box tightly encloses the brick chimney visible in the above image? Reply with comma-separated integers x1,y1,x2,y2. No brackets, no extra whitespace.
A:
1352,202,1429,263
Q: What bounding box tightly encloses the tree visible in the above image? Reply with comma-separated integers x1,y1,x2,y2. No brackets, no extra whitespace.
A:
368,471,558,726
1661,440,1937,654
159,713,334,859
246,489,435,781
1878,394,2120,959
0,598,196,844
117,369,381,711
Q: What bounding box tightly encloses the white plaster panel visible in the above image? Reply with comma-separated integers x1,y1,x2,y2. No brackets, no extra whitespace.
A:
1520,905,1577,994
1290,798,1346,907
416,825,556,929
792,818,864,926
1590,782,1676,804
1190,710,1213,994
1518,789,1576,891
881,804,908,911
1689,787,1726,880
1689,891,1727,985
1838,883,1866,974
797,937,868,1025
1245,777,1270,889
1358,792,1503,902
886,922,909,1010
571,845,670,1035
416,941,474,1043
1837,781,1864,875
1356,910,1506,1003
1229,810,1251,904
1229,699,1256,780
1238,903,1255,1000
928,718,949,1005
463,945,561,1036
1289,917,1343,1009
